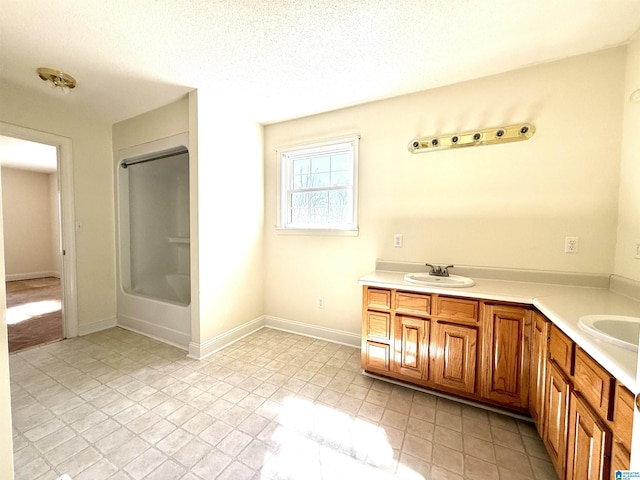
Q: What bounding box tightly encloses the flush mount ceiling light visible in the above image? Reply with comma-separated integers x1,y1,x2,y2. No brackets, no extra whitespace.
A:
36,67,76,94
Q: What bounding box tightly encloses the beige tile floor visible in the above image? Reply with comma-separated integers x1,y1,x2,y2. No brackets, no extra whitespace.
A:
9,327,558,480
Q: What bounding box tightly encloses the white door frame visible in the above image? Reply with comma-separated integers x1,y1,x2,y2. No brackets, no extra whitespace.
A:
0,122,78,338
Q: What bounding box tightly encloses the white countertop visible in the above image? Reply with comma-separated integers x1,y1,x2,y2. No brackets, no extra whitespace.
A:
359,270,640,394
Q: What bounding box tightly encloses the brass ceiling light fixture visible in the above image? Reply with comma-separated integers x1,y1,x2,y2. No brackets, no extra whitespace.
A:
36,67,77,94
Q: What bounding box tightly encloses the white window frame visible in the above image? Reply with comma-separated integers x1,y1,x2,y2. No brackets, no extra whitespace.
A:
277,134,359,235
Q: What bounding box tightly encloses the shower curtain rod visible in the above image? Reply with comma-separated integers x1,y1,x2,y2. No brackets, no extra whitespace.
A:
120,147,188,169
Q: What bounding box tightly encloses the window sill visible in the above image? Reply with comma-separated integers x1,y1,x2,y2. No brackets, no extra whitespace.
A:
275,227,359,237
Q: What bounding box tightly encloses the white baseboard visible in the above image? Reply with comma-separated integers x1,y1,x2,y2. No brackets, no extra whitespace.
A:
263,316,360,348
78,316,117,336
6,271,61,282
117,313,191,350
187,315,360,360
188,316,265,360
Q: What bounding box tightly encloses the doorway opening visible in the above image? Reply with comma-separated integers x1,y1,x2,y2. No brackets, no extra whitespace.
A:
0,137,63,351
0,123,78,349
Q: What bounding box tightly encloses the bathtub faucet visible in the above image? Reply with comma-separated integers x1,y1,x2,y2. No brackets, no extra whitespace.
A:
425,263,454,277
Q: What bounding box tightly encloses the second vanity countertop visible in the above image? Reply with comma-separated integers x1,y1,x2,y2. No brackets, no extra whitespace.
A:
359,268,640,394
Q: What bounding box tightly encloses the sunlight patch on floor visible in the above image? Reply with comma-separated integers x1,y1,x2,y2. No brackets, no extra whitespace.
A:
263,395,424,479
6,300,61,325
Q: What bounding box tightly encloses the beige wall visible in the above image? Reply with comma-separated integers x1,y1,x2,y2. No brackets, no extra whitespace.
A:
193,89,265,344
0,180,13,480
0,83,116,329
1,167,58,278
264,47,626,335
615,33,640,281
112,96,189,151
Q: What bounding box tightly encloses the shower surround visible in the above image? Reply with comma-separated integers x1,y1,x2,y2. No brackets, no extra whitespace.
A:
115,133,191,348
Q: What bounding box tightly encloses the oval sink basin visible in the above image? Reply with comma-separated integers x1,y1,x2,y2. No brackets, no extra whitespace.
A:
578,315,640,352
404,273,475,288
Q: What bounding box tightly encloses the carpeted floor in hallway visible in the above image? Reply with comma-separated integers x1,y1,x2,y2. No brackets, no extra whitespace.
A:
6,277,63,353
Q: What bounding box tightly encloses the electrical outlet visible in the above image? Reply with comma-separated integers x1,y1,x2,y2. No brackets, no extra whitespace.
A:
318,297,324,308
394,234,403,248
635,240,640,259
564,236,579,253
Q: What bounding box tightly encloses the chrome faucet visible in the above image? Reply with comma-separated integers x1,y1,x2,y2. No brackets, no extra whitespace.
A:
425,263,454,277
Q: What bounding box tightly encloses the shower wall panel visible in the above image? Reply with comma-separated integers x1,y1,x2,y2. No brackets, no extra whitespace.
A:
122,149,190,306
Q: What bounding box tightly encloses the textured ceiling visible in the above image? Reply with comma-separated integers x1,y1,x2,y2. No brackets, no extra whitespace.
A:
1,0,640,125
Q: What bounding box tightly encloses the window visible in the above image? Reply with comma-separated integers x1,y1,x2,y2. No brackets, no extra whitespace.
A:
278,135,359,233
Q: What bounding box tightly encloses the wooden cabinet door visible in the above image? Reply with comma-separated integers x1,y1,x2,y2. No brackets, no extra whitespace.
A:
530,312,550,433
482,304,532,409
362,341,391,374
393,315,429,380
543,360,570,480
566,391,611,480
431,322,477,394
610,441,630,477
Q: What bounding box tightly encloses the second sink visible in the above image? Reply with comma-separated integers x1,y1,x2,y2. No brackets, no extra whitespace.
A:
404,272,475,288
578,314,640,352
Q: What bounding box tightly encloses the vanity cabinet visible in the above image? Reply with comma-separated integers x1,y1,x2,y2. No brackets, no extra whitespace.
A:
529,312,550,434
481,303,532,410
361,284,635,480
361,286,527,408
540,320,632,480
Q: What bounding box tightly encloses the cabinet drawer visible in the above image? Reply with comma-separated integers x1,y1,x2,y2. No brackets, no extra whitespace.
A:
435,296,478,323
573,348,614,421
365,311,391,341
612,382,634,450
366,288,391,310
549,325,574,377
395,291,431,315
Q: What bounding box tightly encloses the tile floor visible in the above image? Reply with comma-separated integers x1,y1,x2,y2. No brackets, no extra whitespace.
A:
9,327,558,480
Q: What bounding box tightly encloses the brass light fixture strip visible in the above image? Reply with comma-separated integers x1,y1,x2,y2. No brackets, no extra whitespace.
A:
408,123,535,154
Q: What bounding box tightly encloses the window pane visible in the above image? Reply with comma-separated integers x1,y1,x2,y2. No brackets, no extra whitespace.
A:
291,191,309,223
311,156,330,173
330,190,350,223
293,158,310,175
330,153,350,171
291,207,309,224
294,174,310,188
309,191,328,207
329,204,347,222
330,170,351,186
310,172,330,188
311,206,329,223
329,189,349,206
291,191,309,208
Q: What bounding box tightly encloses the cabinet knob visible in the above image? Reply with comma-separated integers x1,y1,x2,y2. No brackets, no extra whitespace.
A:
636,392,640,413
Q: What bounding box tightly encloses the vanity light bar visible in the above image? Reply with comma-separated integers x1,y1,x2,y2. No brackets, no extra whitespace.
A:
408,123,535,154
